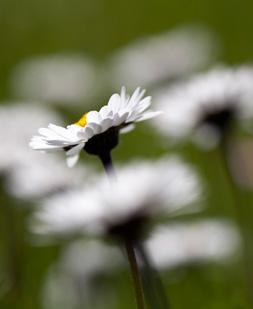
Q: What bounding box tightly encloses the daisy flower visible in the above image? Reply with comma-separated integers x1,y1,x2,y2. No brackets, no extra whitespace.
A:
146,219,240,270
30,87,161,167
31,156,202,240
9,54,98,105
108,25,218,89
152,66,253,149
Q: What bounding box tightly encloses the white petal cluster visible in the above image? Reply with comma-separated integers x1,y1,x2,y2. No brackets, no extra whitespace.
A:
108,25,218,89
30,87,161,167
152,66,253,148
9,54,98,105
146,219,240,269
32,157,202,237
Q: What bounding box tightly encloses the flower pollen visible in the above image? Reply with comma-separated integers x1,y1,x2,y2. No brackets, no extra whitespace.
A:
75,113,88,127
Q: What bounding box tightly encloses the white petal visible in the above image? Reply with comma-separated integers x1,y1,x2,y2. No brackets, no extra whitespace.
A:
99,106,113,118
86,123,102,135
135,110,162,122
128,87,146,108
100,118,113,131
79,126,95,139
38,127,61,139
65,142,85,156
135,96,152,113
108,94,121,113
66,154,79,168
86,111,102,124
48,124,74,139
120,123,136,134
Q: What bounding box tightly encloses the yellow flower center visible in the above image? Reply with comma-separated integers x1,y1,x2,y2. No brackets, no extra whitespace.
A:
75,113,88,127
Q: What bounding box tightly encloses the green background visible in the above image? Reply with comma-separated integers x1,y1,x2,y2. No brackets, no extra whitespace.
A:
0,0,253,308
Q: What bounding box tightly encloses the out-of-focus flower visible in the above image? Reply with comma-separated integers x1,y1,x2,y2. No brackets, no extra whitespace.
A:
108,25,218,89
31,157,202,239
5,154,91,199
0,103,61,172
42,240,122,309
152,66,253,149
9,54,98,105
30,87,161,167
146,219,240,269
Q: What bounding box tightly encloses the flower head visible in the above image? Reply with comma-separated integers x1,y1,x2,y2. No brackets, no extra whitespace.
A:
146,219,240,269
108,25,218,89
31,157,202,240
9,54,98,105
30,87,161,167
152,66,253,149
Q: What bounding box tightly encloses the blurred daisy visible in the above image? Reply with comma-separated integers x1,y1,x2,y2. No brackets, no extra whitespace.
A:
31,156,202,239
108,25,218,89
9,54,98,105
42,240,122,309
152,66,253,149
146,219,240,269
30,87,161,167
0,103,61,172
5,154,92,200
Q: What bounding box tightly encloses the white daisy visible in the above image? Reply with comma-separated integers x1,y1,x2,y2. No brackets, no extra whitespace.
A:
146,219,240,269
30,87,161,167
31,156,202,239
9,54,98,105
108,25,218,89
152,66,253,149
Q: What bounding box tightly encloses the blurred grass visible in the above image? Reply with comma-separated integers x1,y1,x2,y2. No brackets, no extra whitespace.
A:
0,0,253,308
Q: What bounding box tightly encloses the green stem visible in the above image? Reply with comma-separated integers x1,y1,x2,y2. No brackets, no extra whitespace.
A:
136,243,170,309
100,154,146,308
124,239,146,309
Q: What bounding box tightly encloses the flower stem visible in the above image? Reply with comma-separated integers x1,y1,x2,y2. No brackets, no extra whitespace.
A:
99,151,116,179
99,153,145,308
136,243,170,309
124,239,146,309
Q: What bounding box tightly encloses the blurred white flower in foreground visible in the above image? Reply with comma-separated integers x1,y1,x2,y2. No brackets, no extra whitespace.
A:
32,157,202,238
152,66,253,149
42,240,122,309
146,219,240,269
30,87,161,167
108,25,218,89
9,54,98,105
0,103,61,172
